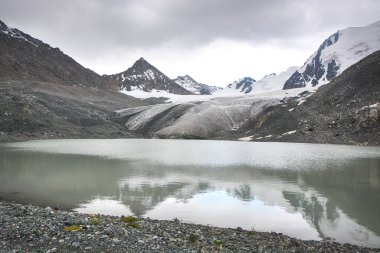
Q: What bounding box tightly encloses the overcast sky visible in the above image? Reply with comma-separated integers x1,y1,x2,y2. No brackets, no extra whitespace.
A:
1,0,380,86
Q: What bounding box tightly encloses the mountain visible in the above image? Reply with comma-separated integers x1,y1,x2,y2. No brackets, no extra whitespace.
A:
106,58,193,95
252,67,298,93
0,20,113,89
172,75,221,95
0,20,161,142
242,50,380,145
283,20,380,89
227,77,256,93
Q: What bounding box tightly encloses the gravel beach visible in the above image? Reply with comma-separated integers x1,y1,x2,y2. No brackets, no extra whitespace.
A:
0,200,379,253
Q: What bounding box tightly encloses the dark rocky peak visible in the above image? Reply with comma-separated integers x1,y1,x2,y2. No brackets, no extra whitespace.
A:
228,77,256,94
0,20,42,47
130,57,155,71
0,20,114,89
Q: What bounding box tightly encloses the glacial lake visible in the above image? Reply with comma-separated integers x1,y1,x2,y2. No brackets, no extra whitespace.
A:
1,139,380,247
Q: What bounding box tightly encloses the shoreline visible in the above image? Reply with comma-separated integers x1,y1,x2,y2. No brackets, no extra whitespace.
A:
0,200,378,252
1,135,378,147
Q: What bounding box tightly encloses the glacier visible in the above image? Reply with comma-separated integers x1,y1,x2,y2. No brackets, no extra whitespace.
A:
115,87,314,139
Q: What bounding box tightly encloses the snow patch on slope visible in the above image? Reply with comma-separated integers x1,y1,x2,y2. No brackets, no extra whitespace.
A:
173,75,221,95
173,75,200,94
0,21,40,47
252,67,298,93
319,21,380,78
144,69,156,81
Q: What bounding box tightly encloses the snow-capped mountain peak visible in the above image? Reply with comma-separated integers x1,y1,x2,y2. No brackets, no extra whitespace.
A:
173,75,221,95
283,20,380,89
106,58,193,95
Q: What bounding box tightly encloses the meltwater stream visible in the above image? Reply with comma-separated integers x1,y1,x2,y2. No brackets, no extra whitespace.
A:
1,139,380,247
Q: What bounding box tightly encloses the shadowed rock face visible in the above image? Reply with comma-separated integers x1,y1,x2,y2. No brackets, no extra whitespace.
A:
228,77,256,93
105,58,193,95
283,32,340,89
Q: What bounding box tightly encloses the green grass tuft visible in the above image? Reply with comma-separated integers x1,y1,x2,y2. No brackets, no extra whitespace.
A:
121,216,140,229
91,218,100,225
121,216,138,223
213,239,223,247
188,233,199,244
63,225,81,231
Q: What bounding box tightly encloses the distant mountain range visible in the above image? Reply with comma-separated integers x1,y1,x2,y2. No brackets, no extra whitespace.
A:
227,66,298,94
0,19,379,144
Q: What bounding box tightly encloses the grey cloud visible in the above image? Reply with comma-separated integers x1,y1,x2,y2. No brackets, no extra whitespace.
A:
1,0,380,65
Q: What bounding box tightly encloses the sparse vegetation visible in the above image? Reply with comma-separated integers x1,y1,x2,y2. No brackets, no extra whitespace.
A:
121,216,138,223
90,214,100,225
213,239,223,247
121,215,140,229
188,233,199,244
63,225,81,231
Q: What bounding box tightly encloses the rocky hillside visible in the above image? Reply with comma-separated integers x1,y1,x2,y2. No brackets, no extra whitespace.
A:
241,50,380,145
284,20,380,89
173,75,221,95
106,58,193,95
0,20,114,89
0,80,163,142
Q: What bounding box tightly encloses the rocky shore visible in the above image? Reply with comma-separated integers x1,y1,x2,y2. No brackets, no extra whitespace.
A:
0,201,379,252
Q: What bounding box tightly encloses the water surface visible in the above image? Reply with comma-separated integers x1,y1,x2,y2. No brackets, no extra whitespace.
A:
1,139,380,247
